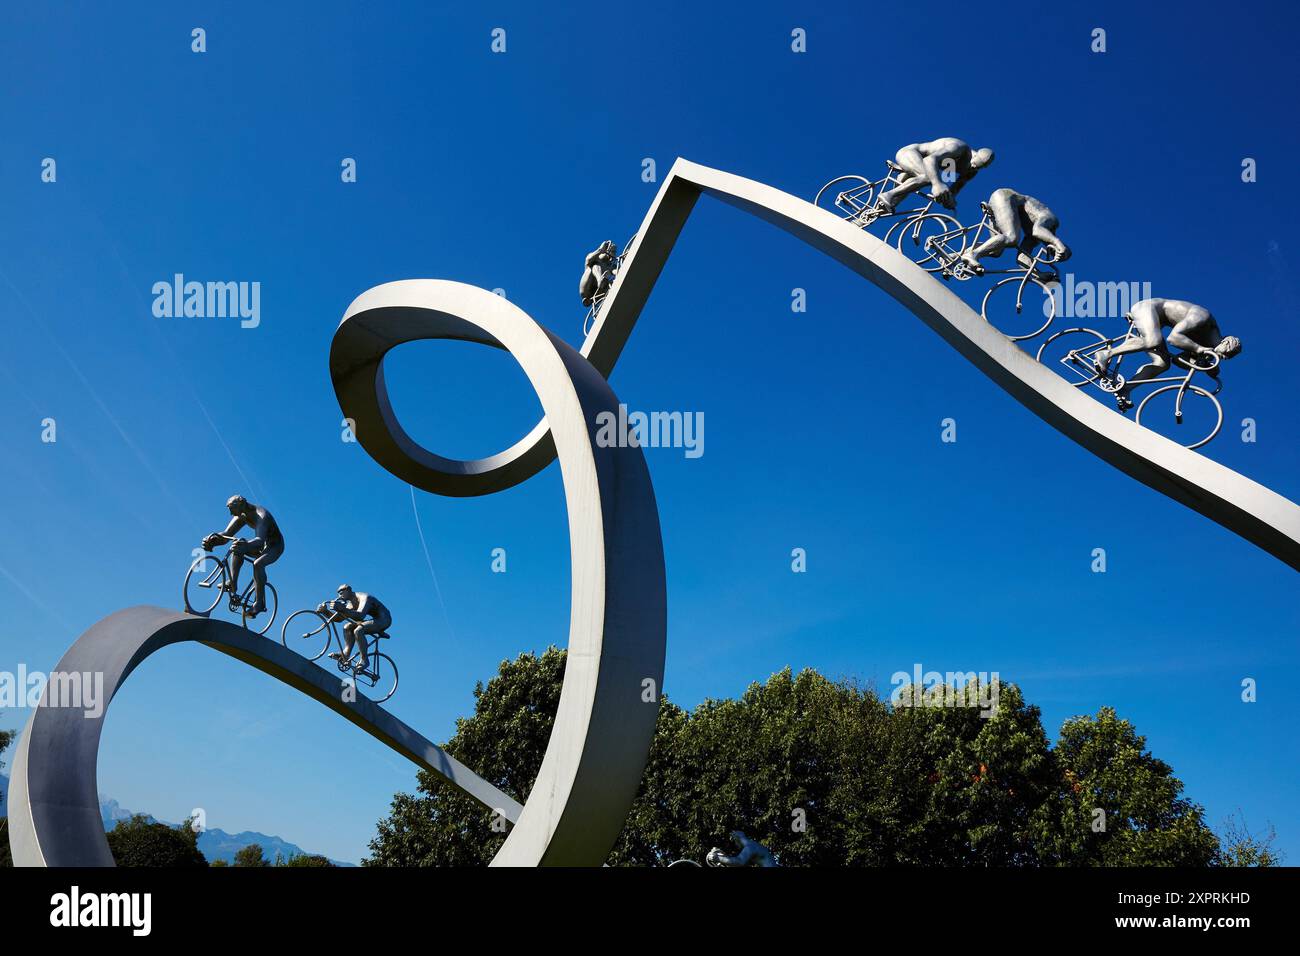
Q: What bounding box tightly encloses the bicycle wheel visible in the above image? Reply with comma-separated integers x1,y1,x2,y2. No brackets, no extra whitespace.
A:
183,554,226,616
814,175,874,220
1135,383,1223,450
281,609,333,661
1035,328,1115,387
240,581,278,636
888,213,963,273
981,275,1057,341
365,652,399,703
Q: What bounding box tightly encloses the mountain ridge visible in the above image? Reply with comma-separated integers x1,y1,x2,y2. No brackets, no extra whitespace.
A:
3,773,354,866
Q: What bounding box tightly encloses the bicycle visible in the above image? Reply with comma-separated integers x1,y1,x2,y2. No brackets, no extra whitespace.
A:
815,162,965,249
582,233,637,337
893,201,1061,341
182,536,278,635
280,601,399,703
1035,323,1225,449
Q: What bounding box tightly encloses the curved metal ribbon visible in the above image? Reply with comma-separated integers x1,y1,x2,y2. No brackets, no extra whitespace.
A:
15,156,1299,870
8,606,524,867
14,282,666,868
330,281,666,866
336,159,1300,570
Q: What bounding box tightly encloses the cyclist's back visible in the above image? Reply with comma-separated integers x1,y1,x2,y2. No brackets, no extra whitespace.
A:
354,592,389,626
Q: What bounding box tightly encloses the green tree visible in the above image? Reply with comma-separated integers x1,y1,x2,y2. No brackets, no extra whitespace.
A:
1033,707,1219,866
1215,811,1281,867
233,843,270,867
367,646,569,866
0,720,14,868
106,814,208,867
882,680,1056,865
366,653,1235,867
279,853,335,867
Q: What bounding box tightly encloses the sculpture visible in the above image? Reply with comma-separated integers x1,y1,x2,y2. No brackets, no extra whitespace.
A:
706,831,777,867
580,240,618,307
326,584,393,676
1091,298,1241,410
201,494,284,618
875,137,994,214
12,157,1299,871
959,187,1070,273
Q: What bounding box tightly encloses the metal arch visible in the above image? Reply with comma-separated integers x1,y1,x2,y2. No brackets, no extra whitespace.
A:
334,158,1300,570
16,156,1300,870
8,605,524,867
14,283,667,868
330,282,666,866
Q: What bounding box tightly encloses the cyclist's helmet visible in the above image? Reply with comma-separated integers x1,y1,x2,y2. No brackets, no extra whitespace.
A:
337,584,354,595
1216,335,1242,358
226,494,248,512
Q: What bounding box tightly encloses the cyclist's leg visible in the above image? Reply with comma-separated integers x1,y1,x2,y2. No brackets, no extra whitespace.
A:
1027,210,1070,264
250,540,283,612
354,620,381,670
877,146,929,211
1116,343,1170,407
1095,303,1162,374
962,189,1020,267
338,620,358,661
226,544,245,594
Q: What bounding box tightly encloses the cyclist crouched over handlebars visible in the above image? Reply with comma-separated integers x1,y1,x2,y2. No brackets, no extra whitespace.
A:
1092,298,1242,411
326,584,392,675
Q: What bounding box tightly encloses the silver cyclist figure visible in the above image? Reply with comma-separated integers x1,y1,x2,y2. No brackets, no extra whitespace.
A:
326,584,393,675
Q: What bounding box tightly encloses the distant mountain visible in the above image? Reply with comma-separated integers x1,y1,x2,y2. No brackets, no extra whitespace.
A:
97,795,356,866
2,773,353,866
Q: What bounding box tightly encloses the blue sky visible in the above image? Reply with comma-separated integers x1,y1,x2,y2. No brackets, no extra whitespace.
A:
1,0,1298,864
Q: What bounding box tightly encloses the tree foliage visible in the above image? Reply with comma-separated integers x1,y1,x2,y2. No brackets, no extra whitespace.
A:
106,814,207,867
233,843,271,867
0,719,13,867
367,649,1268,867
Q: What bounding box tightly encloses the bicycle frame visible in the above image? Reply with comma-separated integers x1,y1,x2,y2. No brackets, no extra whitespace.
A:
1062,330,1221,406
320,608,386,679
192,543,255,607
828,162,939,225
921,206,1060,287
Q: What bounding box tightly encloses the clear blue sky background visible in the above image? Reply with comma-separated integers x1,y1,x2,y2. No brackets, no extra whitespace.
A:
1,1,1297,865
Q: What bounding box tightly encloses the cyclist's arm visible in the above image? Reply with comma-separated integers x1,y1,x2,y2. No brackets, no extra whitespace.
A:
331,598,364,621
224,515,246,535
922,155,946,190
949,165,979,196
1167,320,1210,355
244,513,273,551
